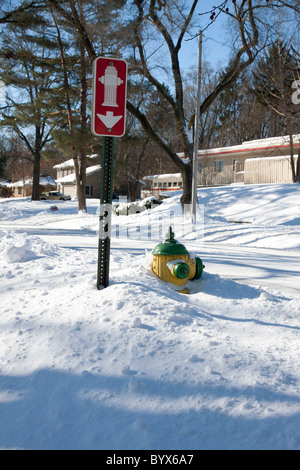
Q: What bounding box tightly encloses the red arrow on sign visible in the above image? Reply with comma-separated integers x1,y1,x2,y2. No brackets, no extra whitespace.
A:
91,57,127,137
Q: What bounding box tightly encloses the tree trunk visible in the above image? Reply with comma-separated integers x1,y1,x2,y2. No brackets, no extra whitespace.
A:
75,148,87,212
31,152,40,200
287,123,297,183
180,162,193,207
50,1,87,213
31,127,41,201
77,42,88,212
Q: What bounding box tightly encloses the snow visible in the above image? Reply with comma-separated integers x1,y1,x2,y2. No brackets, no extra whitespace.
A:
56,165,101,184
177,134,300,159
7,176,56,188
0,182,300,450
143,173,182,180
53,154,100,169
246,155,291,162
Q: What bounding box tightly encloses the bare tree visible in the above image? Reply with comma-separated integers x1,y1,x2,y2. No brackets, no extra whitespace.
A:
48,0,300,205
252,39,300,182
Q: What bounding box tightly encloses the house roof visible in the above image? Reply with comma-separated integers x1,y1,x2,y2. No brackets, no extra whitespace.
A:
143,173,182,180
177,134,300,159
56,164,101,184
8,176,56,188
245,155,293,162
53,154,100,169
0,180,10,186
53,159,74,169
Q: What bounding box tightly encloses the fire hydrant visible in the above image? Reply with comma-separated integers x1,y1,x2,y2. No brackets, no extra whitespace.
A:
151,226,204,293
100,63,123,107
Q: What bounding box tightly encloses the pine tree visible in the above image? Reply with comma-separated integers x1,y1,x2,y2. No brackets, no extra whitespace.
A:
0,138,6,178
47,0,129,212
0,12,63,199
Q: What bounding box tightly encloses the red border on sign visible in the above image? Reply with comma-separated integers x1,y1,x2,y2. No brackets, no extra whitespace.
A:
91,57,127,137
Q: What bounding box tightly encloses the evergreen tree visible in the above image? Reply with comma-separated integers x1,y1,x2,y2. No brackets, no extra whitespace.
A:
0,13,63,199
47,0,129,212
0,139,6,178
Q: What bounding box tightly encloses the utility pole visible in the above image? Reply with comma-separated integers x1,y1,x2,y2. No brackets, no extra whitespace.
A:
191,30,202,225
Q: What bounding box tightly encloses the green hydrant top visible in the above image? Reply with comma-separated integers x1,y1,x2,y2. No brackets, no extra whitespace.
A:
152,226,189,256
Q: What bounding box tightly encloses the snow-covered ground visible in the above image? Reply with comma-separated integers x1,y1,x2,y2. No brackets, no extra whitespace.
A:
0,183,300,450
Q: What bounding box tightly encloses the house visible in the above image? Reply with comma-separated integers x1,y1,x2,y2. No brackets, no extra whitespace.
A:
54,154,101,199
143,135,300,196
142,173,183,198
179,134,300,186
8,175,56,197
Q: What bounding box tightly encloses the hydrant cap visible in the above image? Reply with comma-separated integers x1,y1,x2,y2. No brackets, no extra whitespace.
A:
152,226,189,256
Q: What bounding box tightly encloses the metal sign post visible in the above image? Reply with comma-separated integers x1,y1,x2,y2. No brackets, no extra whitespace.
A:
97,136,114,289
91,57,127,289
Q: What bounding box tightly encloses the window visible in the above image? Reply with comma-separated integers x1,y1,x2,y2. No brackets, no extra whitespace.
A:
168,182,172,187
163,182,167,187
233,159,239,171
85,185,93,196
199,162,204,174
153,182,157,187
214,160,224,173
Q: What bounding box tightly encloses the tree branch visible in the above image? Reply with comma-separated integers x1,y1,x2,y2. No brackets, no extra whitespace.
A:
132,0,176,110
126,99,185,170
175,0,198,53
0,1,44,24
48,0,96,59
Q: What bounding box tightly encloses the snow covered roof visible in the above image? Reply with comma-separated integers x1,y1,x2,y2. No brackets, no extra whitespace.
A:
245,155,292,162
56,165,101,184
143,173,182,180
8,176,56,188
177,134,300,159
53,154,100,169
53,159,74,169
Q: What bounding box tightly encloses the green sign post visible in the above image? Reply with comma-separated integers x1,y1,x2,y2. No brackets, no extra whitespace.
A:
97,136,115,289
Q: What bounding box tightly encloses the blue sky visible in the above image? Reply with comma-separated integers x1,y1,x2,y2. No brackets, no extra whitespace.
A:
179,1,233,75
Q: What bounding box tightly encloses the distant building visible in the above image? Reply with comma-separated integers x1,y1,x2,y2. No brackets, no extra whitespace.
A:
8,175,56,198
54,154,101,199
142,173,183,198
143,135,300,197
181,134,300,186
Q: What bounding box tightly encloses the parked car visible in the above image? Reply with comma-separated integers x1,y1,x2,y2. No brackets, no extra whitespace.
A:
40,191,71,201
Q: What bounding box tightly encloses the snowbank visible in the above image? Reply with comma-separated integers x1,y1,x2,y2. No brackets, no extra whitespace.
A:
0,184,300,450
